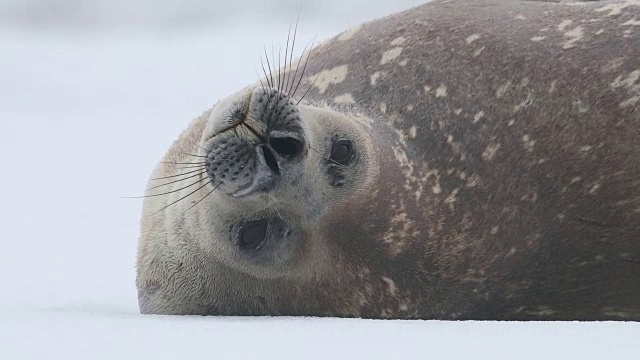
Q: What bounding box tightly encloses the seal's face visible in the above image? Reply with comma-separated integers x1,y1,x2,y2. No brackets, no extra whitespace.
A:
197,86,377,279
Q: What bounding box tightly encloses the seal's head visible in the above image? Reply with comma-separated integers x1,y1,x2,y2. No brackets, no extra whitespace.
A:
195,85,379,279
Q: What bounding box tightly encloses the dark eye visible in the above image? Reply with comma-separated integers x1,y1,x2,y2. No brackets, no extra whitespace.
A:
330,139,353,165
239,219,268,250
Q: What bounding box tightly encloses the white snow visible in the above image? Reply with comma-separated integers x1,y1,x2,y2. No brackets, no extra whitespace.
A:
2,307,639,359
0,1,638,359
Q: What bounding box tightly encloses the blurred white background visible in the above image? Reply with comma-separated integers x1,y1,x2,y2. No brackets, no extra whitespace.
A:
1,1,639,359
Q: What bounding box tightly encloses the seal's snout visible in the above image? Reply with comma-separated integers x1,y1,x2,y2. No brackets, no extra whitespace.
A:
231,145,278,197
205,87,307,198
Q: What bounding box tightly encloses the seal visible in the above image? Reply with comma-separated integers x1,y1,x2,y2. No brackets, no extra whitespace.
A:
136,0,640,320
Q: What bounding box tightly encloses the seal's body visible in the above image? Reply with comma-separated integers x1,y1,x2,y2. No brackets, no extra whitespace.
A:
137,0,640,320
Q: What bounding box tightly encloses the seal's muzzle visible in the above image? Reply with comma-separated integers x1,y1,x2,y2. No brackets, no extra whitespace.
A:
205,87,307,198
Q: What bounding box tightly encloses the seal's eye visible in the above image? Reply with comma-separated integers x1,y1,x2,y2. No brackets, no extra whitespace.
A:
239,219,268,250
330,139,354,165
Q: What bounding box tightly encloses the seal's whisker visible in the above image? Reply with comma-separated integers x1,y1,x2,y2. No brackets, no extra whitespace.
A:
271,44,277,90
181,182,221,216
268,43,286,118
146,171,207,191
127,176,204,199
165,162,206,169
289,39,312,98
180,152,207,158
277,45,286,108
149,167,206,180
259,57,272,89
286,14,300,95
254,66,267,92
264,46,275,91
175,164,207,170
283,21,292,94
296,71,320,105
194,143,212,154
260,54,276,112
278,46,285,93
262,43,284,122
308,144,342,166
292,36,316,99
142,180,213,221
160,161,206,166
285,22,295,94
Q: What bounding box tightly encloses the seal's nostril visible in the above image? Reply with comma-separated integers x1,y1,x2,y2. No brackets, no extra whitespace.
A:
261,145,280,174
270,137,303,159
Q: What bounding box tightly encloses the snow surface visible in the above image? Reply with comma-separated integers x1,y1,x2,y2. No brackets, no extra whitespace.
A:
0,1,639,359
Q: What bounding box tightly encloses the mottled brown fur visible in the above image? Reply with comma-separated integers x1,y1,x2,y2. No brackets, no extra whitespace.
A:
137,0,640,320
